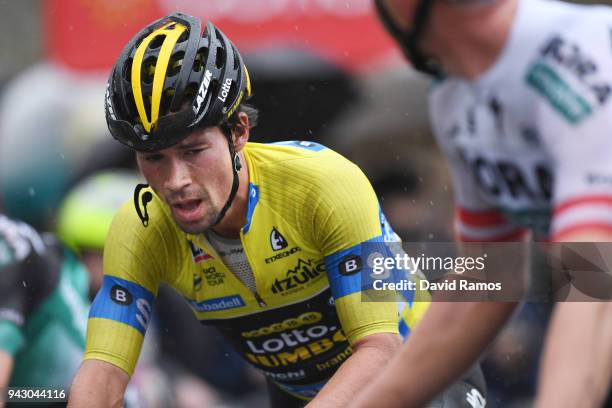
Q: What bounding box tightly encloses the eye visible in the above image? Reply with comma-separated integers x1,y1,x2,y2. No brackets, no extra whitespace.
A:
144,153,164,162
186,148,204,156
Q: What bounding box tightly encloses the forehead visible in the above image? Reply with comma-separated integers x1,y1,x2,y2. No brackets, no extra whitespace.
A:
143,126,224,154
381,0,415,29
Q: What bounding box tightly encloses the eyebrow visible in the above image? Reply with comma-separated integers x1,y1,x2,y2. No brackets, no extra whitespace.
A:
176,140,207,150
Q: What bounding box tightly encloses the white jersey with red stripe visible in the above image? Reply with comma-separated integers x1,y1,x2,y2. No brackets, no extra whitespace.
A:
429,0,612,241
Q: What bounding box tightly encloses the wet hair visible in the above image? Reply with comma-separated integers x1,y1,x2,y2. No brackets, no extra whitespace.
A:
220,103,259,137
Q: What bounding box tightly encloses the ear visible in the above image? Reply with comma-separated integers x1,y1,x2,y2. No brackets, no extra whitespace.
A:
232,112,250,152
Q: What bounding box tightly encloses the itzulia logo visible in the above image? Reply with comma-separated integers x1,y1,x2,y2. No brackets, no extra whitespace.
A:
133,184,153,227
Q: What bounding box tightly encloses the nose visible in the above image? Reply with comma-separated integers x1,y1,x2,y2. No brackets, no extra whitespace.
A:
163,157,192,193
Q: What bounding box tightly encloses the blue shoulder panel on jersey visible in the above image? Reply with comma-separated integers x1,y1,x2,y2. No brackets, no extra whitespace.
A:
89,276,155,335
271,140,327,152
325,236,409,299
398,319,410,338
242,184,260,234
325,209,417,302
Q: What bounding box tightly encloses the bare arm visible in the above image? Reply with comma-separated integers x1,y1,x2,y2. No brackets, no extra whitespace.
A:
306,332,401,408
68,359,129,408
535,228,612,408
352,300,517,408
0,350,13,408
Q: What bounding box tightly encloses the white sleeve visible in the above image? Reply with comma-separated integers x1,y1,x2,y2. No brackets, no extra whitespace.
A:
532,25,612,240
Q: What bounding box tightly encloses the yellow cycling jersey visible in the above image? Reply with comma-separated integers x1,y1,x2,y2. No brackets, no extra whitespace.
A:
85,141,430,399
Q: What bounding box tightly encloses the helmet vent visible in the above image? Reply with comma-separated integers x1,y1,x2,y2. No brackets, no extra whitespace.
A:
215,46,226,69
182,82,199,110
142,56,157,84
148,35,165,50
168,51,184,76
193,47,207,72
160,87,175,116
178,30,189,43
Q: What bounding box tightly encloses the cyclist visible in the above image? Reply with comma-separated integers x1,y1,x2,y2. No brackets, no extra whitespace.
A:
0,214,89,402
353,0,612,407
67,12,486,407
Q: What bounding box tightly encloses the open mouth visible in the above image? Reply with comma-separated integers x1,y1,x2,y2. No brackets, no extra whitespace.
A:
171,199,203,223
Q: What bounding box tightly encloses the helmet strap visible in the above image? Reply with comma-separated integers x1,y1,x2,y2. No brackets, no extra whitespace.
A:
212,135,241,226
375,0,444,78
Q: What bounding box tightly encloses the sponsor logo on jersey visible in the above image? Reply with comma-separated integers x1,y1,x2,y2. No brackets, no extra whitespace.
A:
110,285,133,305
586,172,612,187
135,297,153,330
262,369,307,381
188,240,213,263
193,272,202,291
265,246,301,264
527,62,593,124
217,247,244,257
0,215,45,260
189,294,245,312
244,324,347,369
539,35,610,105
270,227,289,251
242,312,323,338
457,148,553,202
0,308,24,326
91,276,154,334
271,258,326,294
338,255,363,276
466,388,486,408
203,266,224,286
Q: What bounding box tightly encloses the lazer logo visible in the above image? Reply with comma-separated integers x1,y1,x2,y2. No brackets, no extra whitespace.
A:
188,240,213,263
193,70,213,113
271,258,325,294
270,227,288,251
105,84,116,120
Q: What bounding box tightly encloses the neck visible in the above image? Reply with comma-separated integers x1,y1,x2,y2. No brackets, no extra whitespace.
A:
427,0,518,80
211,150,250,238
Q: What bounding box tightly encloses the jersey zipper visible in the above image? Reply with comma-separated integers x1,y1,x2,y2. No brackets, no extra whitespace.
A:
254,291,267,307
194,233,266,308
239,229,267,308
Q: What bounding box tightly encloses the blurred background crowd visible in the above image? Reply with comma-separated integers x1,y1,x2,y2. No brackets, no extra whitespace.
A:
0,0,609,407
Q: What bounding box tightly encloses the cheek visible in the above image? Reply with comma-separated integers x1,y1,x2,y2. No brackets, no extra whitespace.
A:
191,153,232,193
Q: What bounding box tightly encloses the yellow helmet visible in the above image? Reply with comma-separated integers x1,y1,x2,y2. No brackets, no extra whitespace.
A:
105,12,252,151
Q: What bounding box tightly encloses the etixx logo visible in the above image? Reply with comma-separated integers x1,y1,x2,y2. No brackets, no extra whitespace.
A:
270,227,288,251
